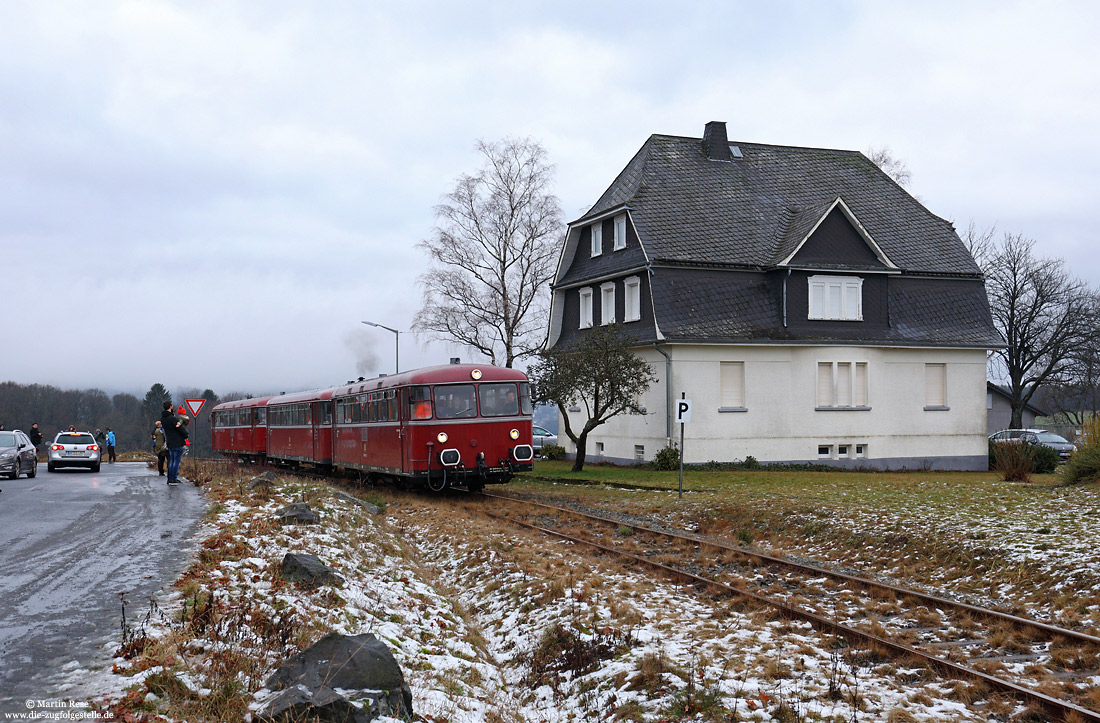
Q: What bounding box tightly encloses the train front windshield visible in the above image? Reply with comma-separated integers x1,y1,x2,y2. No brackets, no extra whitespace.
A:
435,385,477,419
430,382,533,419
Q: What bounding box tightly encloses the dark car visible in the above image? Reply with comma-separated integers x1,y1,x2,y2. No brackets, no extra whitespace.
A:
989,428,1077,462
48,431,102,472
0,430,39,479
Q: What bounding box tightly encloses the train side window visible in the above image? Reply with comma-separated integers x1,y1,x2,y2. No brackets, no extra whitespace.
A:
519,382,534,415
409,386,433,420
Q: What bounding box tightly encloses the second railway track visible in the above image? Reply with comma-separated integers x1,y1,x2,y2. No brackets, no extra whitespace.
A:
481,490,1100,721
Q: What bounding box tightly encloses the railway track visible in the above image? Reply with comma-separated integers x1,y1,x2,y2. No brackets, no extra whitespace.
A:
481,491,1100,722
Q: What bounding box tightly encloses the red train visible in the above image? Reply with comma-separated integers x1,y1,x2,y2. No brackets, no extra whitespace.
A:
211,364,535,490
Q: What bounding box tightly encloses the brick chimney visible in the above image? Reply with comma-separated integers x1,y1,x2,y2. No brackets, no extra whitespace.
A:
702,121,731,161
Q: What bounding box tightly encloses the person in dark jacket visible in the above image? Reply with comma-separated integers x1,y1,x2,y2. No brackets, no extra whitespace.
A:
161,401,189,485
29,424,43,452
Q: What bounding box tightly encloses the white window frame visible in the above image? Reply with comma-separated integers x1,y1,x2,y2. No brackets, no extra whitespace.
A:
591,223,603,257
613,214,627,251
719,361,746,410
808,275,863,321
600,282,616,325
816,361,869,409
578,287,593,329
624,276,641,322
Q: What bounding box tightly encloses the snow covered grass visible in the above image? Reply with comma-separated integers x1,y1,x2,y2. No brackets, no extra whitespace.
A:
85,464,1100,721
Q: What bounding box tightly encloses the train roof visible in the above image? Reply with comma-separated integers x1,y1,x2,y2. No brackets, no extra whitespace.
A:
267,387,336,405
212,396,274,411
334,364,529,396
212,365,529,411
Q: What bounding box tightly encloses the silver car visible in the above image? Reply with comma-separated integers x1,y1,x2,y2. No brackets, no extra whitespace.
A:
0,430,38,479
532,425,558,451
48,431,102,472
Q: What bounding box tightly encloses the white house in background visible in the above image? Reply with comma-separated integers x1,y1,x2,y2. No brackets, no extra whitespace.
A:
546,121,1003,470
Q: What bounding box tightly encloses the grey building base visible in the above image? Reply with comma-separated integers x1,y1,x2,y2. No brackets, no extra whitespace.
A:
565,453,989,472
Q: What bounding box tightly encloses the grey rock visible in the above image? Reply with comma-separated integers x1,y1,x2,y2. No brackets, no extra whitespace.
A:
280,553,343,587
333,490,383,515
258,633,413,722
248,470,278,490
277,502,319,525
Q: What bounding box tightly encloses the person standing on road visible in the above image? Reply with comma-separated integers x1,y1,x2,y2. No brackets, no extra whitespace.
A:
105,428,117,463
161,402,188,485
29,424,43,454
151,421,168,476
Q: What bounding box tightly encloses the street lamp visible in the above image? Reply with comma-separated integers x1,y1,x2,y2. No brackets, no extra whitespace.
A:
361,320,400,375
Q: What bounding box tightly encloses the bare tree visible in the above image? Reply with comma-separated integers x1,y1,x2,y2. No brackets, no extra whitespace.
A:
529,324,655,472
414,137,563,367
985,233,1095,427
866,145,912,188
1036,294,1100,427
961,221,997,270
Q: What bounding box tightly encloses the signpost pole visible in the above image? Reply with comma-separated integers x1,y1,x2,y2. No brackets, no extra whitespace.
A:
678,392,686,499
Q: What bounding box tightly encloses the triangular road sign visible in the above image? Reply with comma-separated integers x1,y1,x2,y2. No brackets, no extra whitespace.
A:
185,399,206,416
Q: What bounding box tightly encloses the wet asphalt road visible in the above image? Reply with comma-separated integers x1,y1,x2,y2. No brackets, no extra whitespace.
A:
0,462,207,710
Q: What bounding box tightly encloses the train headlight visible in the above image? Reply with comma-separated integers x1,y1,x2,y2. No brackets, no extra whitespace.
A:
437,432,448,444
509,428,520,440
470,369,482,380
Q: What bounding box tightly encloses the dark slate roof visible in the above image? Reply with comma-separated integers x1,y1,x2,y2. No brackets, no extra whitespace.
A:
570,134,980,277
648,270,1003,347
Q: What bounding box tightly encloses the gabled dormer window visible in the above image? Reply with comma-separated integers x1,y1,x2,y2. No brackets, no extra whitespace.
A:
613,214,626,251
600,282,616,325
808,275,862,321
579,287,593,328
591,223,603,257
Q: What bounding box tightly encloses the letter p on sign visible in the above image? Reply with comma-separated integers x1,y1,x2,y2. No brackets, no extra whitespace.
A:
676,399,693,424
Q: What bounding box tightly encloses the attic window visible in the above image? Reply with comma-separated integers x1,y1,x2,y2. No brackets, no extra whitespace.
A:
591,223,603,257
808,275,862,321
728,145,743,159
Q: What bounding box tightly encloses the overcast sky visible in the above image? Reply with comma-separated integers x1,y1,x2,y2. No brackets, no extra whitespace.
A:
4,1,1098,398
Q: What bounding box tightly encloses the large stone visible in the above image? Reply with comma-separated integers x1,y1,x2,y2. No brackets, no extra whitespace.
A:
277,502,319,525
280,553,343,587
248,470,278,490
257,633,413,722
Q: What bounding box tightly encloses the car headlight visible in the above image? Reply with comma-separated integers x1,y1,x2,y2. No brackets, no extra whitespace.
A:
0,452,13,460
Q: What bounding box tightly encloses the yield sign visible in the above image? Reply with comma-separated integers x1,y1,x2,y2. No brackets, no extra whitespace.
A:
185,399,207,417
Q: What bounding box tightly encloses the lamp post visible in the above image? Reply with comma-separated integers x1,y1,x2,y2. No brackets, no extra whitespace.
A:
361,320,400,375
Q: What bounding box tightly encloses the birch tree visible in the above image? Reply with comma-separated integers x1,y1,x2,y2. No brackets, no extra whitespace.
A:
414,137,562,367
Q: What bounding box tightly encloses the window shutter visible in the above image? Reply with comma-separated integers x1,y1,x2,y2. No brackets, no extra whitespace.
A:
854,363,868,406
828,285,842,319
720,362,745,408
926,364,946,406
817,363,833,407
837,362,852,406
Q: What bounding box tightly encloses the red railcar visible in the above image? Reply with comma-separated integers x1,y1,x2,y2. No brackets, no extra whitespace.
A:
210,364,534,490
266,389,335,466
211,396,272,462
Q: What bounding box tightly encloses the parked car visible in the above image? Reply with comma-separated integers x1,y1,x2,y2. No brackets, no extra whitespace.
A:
48,431,101,472
0,430,38,479
532,425,558,451
989,429,1077,462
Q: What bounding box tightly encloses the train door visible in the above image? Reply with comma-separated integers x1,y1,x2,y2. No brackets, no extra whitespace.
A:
312,400,333,465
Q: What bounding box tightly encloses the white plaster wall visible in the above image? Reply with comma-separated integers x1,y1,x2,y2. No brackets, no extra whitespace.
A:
560,345,990,467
